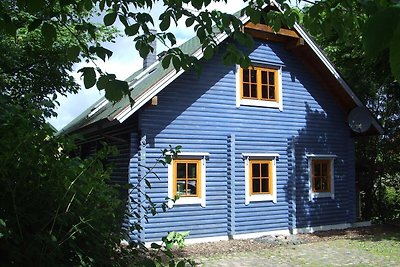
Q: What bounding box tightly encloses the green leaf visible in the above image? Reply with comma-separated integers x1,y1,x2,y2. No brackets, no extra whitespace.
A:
249,9,261,24
67,45,80,60
162,54,172,69
192,0,203,10
28,18,42,32
145,179,152,189
4,21,17,36
26,0,45,12
104,80,129,102
104,11,117,26
125,24,140,36
166,33,176,46
50,234,57,242
389,24,400,82
185,17,195,27
363,6,400,57
95,46,113,61
41,22,57,45
203,46,214,60
79,67,96,89
84,0,92,11
172,56,180,70
97,75,109,90
159,16,170,31
150,243,161,249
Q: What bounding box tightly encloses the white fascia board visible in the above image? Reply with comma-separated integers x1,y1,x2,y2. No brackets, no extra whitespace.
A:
87,98,108,118
293,24,384,134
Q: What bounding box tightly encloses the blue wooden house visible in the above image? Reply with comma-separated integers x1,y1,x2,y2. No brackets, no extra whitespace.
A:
61,7,383,244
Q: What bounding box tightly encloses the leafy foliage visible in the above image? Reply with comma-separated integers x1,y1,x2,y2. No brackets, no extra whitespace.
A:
302,0,400,83
302,0,400,222
0,96,127,266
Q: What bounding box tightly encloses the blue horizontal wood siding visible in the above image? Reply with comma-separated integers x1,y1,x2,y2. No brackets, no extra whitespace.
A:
134,40,355,241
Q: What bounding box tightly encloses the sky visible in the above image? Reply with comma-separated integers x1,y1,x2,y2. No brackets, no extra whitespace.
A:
48,1,249,130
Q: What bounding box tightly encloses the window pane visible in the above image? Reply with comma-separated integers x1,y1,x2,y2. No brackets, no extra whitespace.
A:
252,178,261,193
321,177,328,190
243,83,250,97
261,71,268,84
314,163,321,176
251,84,257,98
243,69,249,82
322,163,328,177
187,180,197,195
261,178,269,193
269,71,275,85
314,177,321,191
177,163,186,178
261,163,269,177
250,69,257,82
176,180,186,194
187,163,197,178
269,86,275,99
261,85,268,99
252,163,260,177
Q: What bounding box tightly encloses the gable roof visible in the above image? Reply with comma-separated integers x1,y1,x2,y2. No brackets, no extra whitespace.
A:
59,2,383,136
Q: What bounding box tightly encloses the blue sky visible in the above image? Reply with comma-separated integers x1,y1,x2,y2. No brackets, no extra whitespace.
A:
48,0,305,130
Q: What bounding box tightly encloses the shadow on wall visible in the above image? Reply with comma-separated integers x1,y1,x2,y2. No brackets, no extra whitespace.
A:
288,103,348,229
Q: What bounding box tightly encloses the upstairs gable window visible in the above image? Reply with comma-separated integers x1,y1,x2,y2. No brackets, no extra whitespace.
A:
236,65,283,110
241,67,278,102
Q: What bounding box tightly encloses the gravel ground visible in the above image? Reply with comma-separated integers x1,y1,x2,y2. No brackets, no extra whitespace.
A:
172,224,399,259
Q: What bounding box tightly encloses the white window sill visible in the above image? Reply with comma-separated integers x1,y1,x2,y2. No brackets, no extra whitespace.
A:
310,192,334,200
238,99,282,110
246,194,277,205
168,197,205,208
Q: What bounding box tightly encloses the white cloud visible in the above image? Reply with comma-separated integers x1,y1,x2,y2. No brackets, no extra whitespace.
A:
48,0,247,131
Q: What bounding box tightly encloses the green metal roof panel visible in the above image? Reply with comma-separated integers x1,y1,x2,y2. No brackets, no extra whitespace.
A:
59,35,203,135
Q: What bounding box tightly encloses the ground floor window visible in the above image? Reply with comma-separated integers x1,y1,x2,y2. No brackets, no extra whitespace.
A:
167,152,209,208
243,153,279,205
306,154,336,200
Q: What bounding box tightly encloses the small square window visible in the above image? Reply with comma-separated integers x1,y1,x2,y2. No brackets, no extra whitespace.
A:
174,159,201,197
243,153,279,205
167,152,209,208
312,160,331,193
306,154,336,200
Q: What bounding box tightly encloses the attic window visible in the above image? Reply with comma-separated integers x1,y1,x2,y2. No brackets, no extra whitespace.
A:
236,65,283,110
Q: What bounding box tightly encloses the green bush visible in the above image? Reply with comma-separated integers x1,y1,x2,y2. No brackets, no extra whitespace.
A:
0,97,127,266
378,174,400,221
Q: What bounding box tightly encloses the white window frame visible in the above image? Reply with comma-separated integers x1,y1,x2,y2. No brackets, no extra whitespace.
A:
242,153,279,205
236,64,283,111
306,154,337,201
167,152,209,208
